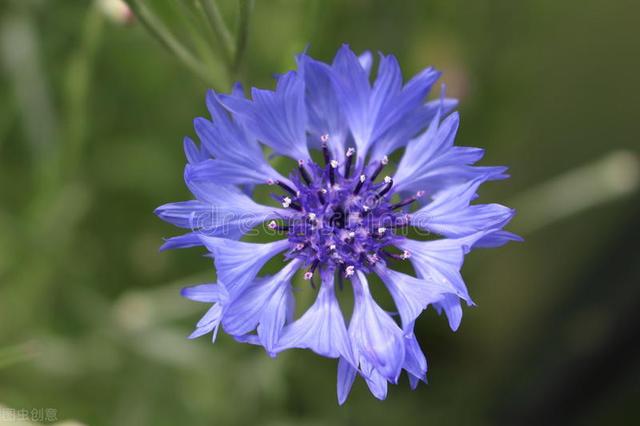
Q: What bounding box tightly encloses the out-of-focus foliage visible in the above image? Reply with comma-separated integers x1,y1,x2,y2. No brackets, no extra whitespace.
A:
0,0,638,425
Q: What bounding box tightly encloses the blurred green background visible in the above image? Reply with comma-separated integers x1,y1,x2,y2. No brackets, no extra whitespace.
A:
1,0,639,425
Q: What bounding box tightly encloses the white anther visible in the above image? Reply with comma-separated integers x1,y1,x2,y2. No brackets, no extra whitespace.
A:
346,148,355,157
304,271,314,280
348,231,356,239
384,176,392,184
266,179,275,185
268,220,277,229
363,205,370,212
330,160,339,168
295,243,305,250
359,174,366,183
320,134,330,143
416,190,425,197
308,212,317,221
282,197,292,208
401,250,411,260
321,188,327,194
345,265,355,277
378,227,387,234
329,244,336,250
298,159,305,166
382,156,389,165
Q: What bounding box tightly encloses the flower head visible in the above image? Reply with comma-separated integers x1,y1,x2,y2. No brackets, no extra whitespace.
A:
156,45,521,403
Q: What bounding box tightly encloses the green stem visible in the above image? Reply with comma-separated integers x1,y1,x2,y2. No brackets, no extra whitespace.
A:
125,0,210,83
62,3,104,178
232,0,254,77
200,0,235,65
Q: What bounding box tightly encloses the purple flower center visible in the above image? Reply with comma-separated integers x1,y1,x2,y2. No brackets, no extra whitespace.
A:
268,139,423,280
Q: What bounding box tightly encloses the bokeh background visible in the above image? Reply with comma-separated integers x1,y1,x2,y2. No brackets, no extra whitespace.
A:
1,0,639,425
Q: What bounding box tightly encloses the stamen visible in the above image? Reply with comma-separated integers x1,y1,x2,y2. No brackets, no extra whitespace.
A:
308,212,317,221
391,190,425,210
298,159,312,185
268,220,289,232
353,174,366,194
329,159,338,185
401,250,411,260
382,250,407,261
295,243,306,250
317,189,326,204
281,197,292,208
268,179,297,197
344,265,355,277
367,253,380,264
304,260,320,287
375,177,393,200
321,134,330,166
370,156,389,182
377,227,387,235
344,148,355,178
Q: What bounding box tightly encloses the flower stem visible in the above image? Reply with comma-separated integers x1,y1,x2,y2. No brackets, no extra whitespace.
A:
200,0,235,65
125,0,210,83
232,0,254,76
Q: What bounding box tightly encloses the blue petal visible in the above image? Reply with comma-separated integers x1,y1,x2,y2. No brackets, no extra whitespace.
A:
350,272,405,383
369,54,403,138
397,233,489,304
181,283,228,303
154,200,211,229
296,54,348,161
369,98,458,161
198,90,263,162
371,65,441,144
222,260,301,347
433,293,463,331
330,45,372,157
189,303,225,342
375,265,452,329
257,280,295,356
394,110,508,193
474,230,523,248
183,136,207,164
223,71,310,160
337,356,357,405
358,50,373,76
359,357,389,400
402,331,428,386
411,178,516,237
275,270,355,365
159,232,202,251
185,158,288,186
182,179,290,238
198,236,290,298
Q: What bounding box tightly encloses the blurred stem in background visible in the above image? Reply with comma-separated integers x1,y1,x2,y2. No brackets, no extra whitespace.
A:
512,151,639,235
123,0,255,89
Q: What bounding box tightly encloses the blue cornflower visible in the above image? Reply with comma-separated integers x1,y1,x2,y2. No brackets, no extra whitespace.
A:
155,45,521,403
